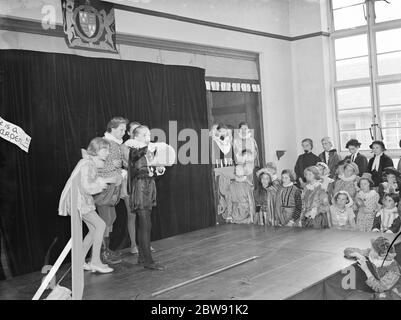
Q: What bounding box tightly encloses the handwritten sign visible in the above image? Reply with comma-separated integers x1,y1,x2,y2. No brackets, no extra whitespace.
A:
0,116,31,152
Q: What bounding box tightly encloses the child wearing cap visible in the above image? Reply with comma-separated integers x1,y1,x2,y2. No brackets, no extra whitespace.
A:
372,193,401,233
354,173,380,232
344,236,401,300
328,190,356,230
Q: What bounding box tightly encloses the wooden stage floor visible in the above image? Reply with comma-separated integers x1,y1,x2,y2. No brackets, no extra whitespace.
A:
0,224,399,300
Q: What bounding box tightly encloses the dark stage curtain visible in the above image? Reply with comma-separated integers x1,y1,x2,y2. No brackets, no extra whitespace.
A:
0,49,216,276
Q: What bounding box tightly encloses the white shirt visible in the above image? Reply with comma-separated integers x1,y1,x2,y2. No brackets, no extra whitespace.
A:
351,152,358,163
371,153,383,171
325,151,330,164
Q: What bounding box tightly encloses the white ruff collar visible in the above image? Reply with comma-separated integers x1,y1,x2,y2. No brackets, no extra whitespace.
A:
125,139,156,152
306,181,321,190
283,182,294,188
339,174,357,182
376,207,399,229
369,250,393,268
104,132,123,145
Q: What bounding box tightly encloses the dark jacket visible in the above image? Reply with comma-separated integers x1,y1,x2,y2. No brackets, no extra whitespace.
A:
344,153,368,176
367,153,394,187
319,149,341,178
294,151,321,186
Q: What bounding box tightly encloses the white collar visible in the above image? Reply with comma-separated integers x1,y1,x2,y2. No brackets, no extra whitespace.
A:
126,139,157,152
283,182,294,188
305,181,321,190
368,250,393,268
104,132,123,145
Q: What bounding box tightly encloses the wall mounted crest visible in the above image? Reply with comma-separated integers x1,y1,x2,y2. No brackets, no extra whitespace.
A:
61,0,118,53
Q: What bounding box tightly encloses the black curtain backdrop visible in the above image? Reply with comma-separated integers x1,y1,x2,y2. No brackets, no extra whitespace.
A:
0,49,216,276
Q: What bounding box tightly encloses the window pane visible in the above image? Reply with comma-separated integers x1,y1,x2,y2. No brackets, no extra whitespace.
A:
336,57,370,80
339,109,372,130
377,51,401,76
382,128,401,150
376,29,401,53
333,4,367,30
375,0,401,23
336,86,371,110
332,0,364,10
378,82,401,106
340,130,372,151
335,35,368,60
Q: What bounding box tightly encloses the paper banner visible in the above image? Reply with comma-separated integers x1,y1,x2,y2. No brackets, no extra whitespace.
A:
0,116,31,152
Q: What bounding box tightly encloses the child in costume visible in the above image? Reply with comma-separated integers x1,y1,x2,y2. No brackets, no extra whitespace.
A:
128,125,171,270
354,173,380,232
328,190,356,230
378,167,401,204
253,170,276,226
316,162,334,197
301,166,330,228
58,138,116,274
275,169,302,227
332,161,359,200
372,193,401,233
344,236,401,300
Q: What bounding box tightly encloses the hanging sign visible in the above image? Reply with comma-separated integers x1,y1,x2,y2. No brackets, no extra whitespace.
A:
0,116,31,152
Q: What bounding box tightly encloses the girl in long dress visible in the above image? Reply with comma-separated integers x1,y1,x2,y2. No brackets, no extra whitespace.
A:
354,173,380,232
301,166,330,228
275,169,302,227
254,169,278,226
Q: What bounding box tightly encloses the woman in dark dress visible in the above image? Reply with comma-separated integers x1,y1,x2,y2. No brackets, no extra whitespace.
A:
367,140,394,187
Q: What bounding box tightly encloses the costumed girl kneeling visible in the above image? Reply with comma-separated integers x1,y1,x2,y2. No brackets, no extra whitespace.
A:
58,138,116,274
344,236,401,300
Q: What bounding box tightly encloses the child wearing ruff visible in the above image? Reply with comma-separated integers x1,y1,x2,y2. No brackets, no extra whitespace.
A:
301,166,330,228
354,173,380,232
344,236,401,300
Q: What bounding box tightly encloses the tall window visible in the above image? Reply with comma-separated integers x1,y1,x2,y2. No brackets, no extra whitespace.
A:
330,0,401,151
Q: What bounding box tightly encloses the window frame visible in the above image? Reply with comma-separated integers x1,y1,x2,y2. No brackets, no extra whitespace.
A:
329,0,401,155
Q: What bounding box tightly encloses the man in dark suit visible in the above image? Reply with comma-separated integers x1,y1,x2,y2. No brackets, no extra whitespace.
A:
367,140,394,187
344,139,368,176
319,137,341,178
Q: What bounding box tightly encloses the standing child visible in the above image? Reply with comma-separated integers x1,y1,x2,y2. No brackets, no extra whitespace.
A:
301,166,330,228
354,173,380,232
275,170,302,227
328,191,356,231
58,138,116,273
254,170,277,226
372,193,401,233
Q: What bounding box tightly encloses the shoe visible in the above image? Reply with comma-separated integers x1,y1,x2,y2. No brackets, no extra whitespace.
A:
102,251,122,265
83,262,91,271
137,257,145,264
144,262,165,271
106,249,121,258
130,246,138,254
89,263,114,274
151,246,156,253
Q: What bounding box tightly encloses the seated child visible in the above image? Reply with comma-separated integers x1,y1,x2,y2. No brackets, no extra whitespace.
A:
372,193,401,233
316,162,334,197
333,161,359,200
378,167,401,204
275,169,302,227
328,190,356,231
354,173,380,232
344,236,401,300
301,166,330,229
